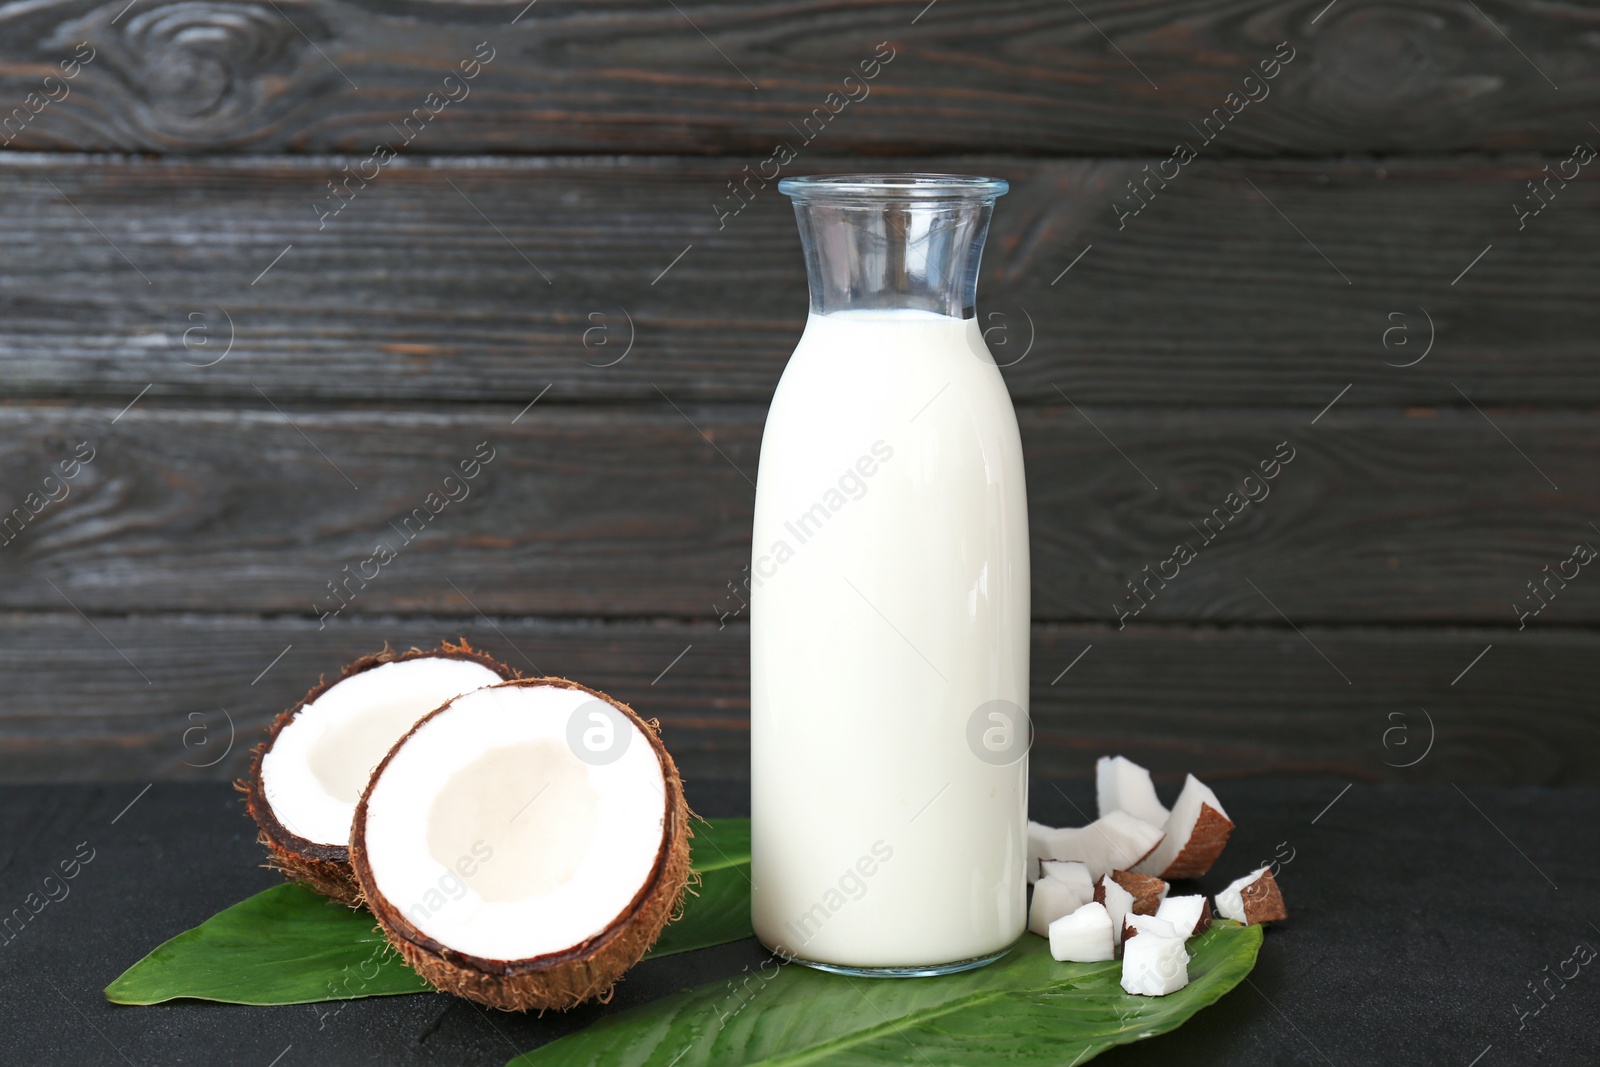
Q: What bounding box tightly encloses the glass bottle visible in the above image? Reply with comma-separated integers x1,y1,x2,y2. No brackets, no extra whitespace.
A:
750,174,1029,975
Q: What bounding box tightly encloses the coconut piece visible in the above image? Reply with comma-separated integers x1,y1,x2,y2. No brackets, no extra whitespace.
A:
1155,894,1213,938
1048,901,1116,963
351,677,691,1011
243,641,516,904
1039,859,1095,905
1094,873,1136,948
1215,867,1289,926
1040,811,1165,882
1122,913,1178,943
1027,820,1078,883
1096,755,1170,827
1121,929,1190,996
1028,873,1092,937
1109,869,1169,915
1028,861,1094,937
1131,774,1233,879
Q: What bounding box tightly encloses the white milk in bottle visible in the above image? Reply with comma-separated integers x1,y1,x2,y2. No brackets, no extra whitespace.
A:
751,175,1029,974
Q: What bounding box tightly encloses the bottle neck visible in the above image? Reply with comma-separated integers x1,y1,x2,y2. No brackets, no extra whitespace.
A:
789,197,997,319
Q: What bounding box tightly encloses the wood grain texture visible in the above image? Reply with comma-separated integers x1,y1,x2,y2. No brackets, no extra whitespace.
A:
2,3,1594,791
2,403,1596,623
1,614,1591,785
3,155,1599,406
0,1,1594,156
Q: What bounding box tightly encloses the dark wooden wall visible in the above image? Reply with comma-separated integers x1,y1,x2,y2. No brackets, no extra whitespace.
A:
2,0,1596,786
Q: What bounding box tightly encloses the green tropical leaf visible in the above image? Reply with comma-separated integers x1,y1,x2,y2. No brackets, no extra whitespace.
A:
684,815,751,872
648,816,752,956
105,818,755,1006
104,882,430,1006
509,923,1263,1067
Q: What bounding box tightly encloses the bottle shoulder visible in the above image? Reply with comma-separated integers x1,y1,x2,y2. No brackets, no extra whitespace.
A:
771,315,1013,415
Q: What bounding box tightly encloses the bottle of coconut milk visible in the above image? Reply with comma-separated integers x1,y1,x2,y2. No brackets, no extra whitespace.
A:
751,174,1029,974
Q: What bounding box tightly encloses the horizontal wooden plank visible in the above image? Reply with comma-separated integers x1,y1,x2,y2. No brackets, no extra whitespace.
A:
1,614,1591,785
3,404,1596,623
0,1,1594,156
3,155,1600,407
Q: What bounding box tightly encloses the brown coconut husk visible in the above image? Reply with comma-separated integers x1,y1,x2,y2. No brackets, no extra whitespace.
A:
1110,869,1169,915
240,639,518,905
1178,897,1215,937
350,676,693,1012
1239,868,1289,925
1159,803,1233,879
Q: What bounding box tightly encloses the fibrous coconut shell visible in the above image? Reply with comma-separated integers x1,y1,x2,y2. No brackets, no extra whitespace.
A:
351,677,692,1012
1110,869,1169,915
1160,802,1234,879
240,639,516,905
1239,868,1289,925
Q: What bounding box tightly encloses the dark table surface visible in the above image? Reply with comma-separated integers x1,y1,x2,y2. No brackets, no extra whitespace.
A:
1,779,1594,1066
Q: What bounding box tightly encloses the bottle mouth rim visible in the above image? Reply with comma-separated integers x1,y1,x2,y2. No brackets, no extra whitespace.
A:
778,172,1009,201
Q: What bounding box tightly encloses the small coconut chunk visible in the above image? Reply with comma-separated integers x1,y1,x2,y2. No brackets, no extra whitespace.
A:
1155,894,1213,938
1094,873,1137,947
1121,929,1190,996
1027,820,1079,884
1040,811,1165,882
1110,869,1169,915
1028,873,1093,937
1096,755,1170,826
1132,774,1233,879
1048,901,1116,963
1215,867,1289,925
1122,913,1178,943
1040,859,1095,903
1028,861,1095,937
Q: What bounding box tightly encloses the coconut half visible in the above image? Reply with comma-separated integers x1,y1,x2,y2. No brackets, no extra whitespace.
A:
244,641,515,903
350,678,690,1012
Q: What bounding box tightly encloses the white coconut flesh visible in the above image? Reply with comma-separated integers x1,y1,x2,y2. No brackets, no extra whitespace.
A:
1095,874,1136,947
360,684,667,963
1095,755,1170,827
1039,859,1094,902
1155,894,1210,937
1032,811,1165,883
1132,774,1232,878
1048,901,1115,963
1215,867,1274,923
1028,875,1089,937
1121,928,1190,996
261,656,507,847
1026,821,1058,884
1123,913,1179,941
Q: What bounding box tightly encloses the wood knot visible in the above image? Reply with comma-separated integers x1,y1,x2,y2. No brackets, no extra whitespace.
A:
112,0,327,142
1310,4,1486,112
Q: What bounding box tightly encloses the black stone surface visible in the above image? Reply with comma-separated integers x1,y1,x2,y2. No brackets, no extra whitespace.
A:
0,780,1594,1066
